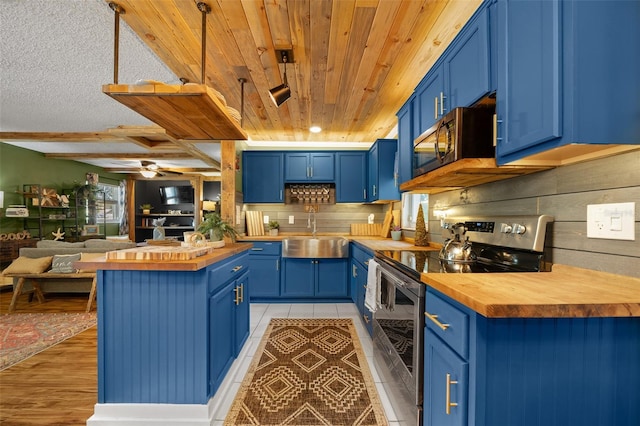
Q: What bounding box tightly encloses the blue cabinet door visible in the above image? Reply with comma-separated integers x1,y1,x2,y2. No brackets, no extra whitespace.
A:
285,153,335,182
234,271,250,356
444,6,490,110
242,152,284,203
316,258,348,298
416,66,445,135
248,255,280,299
396,99,414,186
424,329,468,426
281,258,315,297
209,281,235,395
496,0,562,160
336,151,367,202
368,139,400,202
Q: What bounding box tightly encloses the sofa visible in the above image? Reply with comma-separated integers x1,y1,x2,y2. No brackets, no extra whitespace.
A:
3,239,136,303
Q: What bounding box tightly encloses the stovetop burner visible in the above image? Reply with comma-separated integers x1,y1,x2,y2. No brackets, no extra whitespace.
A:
375,215,554,276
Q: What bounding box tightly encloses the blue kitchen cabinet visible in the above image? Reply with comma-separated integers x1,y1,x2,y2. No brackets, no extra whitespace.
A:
368,139,400,202
424,329,468,426
496,0,640,164
242,152,284,203
415,5,491,135
281,257,348,299
233,271,250,355
423,287,640,426
396,98,414,186
335,151,367,202
247,242,281,300
281,258,315,297
285,152,334,182
97,251,250,404
350,242,374,336
316,258,349,298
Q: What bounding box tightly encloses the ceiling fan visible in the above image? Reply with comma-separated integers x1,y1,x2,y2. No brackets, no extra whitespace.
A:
139,161,182,178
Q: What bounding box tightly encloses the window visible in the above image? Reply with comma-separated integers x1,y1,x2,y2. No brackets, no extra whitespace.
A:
401,193,428,230
96,183,122,224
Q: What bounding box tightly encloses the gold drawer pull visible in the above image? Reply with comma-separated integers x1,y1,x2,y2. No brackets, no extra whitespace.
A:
446,373,458,415
363,314,370,324
425,311,450,330
231,265,243,272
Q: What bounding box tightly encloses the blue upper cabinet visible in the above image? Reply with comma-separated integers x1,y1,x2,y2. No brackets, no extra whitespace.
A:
242,152,284,203
368,139,400,202
495,0,562,161
396,98,414,186
335,151,367,203
496,0,640,165
285,152,335,182
415,5,491,136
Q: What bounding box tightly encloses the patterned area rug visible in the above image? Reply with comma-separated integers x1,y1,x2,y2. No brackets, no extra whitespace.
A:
225,318,388,426
0,312,96,371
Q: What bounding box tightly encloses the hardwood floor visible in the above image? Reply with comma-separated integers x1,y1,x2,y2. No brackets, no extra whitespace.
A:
0,291,97,425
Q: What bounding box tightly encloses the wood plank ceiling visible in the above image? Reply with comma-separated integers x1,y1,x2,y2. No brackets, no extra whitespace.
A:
110,0,481,144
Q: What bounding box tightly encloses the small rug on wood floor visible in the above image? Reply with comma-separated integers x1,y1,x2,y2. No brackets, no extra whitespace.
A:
0,312,96,371
225,318,388,426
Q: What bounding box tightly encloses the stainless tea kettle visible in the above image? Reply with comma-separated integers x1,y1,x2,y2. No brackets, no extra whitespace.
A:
439,222,477,267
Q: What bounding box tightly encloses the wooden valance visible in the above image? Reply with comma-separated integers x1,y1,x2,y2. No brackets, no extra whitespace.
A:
103,83,247,141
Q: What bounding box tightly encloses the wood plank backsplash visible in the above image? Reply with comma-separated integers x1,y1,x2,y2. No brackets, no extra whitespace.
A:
425,150,640,278
242,203,385,235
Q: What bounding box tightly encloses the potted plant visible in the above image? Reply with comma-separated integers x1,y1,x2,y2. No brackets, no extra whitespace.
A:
390,224,402,241
197,212,238,242
139,203,153,215
268,220,280,236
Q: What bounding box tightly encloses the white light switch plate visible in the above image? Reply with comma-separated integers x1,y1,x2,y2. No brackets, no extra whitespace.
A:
289,215,295,224
263,215,269,224
587,202,635,240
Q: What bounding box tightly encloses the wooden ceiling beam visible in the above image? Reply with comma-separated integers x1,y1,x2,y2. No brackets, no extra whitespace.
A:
44,152,195,160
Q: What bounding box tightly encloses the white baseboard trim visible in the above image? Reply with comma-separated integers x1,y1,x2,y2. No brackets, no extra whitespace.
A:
86,400,215,426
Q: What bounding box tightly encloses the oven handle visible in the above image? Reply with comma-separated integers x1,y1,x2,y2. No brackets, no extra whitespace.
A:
424,311,450,331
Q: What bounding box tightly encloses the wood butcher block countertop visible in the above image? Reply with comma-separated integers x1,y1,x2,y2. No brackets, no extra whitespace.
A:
422,264,640,318
76,243,252,272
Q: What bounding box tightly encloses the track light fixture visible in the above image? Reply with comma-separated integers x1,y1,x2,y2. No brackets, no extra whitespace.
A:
269,50,292,107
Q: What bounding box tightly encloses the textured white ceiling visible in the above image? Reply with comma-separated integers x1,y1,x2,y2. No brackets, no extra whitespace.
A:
0,0,177,133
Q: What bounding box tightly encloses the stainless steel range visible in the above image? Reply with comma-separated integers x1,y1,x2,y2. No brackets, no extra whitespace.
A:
372,215,554,426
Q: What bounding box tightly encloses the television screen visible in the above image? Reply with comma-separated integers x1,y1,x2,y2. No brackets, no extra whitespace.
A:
159,186,194,205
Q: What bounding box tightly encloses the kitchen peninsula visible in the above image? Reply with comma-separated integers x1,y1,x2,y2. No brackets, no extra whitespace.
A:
79,243,252,426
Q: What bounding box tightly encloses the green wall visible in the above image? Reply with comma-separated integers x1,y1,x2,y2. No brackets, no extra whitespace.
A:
0,143,126,235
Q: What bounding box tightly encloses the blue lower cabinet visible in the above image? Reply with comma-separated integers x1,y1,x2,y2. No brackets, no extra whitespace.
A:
423,288,640,426
281,257,348,299
247,242,281,300
97,252,249,405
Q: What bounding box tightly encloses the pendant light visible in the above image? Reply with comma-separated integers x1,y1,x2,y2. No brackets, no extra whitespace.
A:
269,50,292,107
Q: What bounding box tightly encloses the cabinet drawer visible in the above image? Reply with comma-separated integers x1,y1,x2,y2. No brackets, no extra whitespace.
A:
351,243,373,268
208,253,248,293
425,290,469,359
247,241,281,256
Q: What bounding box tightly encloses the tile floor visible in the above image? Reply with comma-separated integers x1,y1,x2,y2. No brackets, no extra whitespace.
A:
208,303,402,426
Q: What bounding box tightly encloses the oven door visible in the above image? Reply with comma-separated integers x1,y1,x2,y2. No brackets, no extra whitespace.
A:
373,261,424,424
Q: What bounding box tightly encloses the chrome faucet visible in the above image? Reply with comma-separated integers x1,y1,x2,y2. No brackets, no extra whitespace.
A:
307,206,317,238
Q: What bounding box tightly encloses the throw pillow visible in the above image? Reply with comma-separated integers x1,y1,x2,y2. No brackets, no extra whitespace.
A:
49,253,82,274
2,256,53,275
36,240,85,249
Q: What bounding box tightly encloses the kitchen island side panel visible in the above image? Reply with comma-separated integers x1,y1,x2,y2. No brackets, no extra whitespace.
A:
475,316,640,426
97,269,209,404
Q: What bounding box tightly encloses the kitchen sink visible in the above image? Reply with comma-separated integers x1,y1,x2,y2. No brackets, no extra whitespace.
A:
282,236,349,258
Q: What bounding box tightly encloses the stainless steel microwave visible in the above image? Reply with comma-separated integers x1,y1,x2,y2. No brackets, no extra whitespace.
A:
413,107,494,177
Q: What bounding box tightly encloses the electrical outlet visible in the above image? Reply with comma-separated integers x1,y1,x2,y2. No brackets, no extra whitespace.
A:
587,202,635,240
289,215,295,224
263,215,269,224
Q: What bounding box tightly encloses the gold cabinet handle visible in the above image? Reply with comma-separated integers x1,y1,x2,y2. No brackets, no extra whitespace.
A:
434,96,439,120
425,311,450,330
363,314,370,324
233,286,240,305
232,265,243,272
240,283,244,303
364,259,370,266
352,264,358,278
440,92,445,115
446,373,458,415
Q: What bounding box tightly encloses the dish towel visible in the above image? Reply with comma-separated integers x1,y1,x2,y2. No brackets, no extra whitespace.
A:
365,259,381,313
